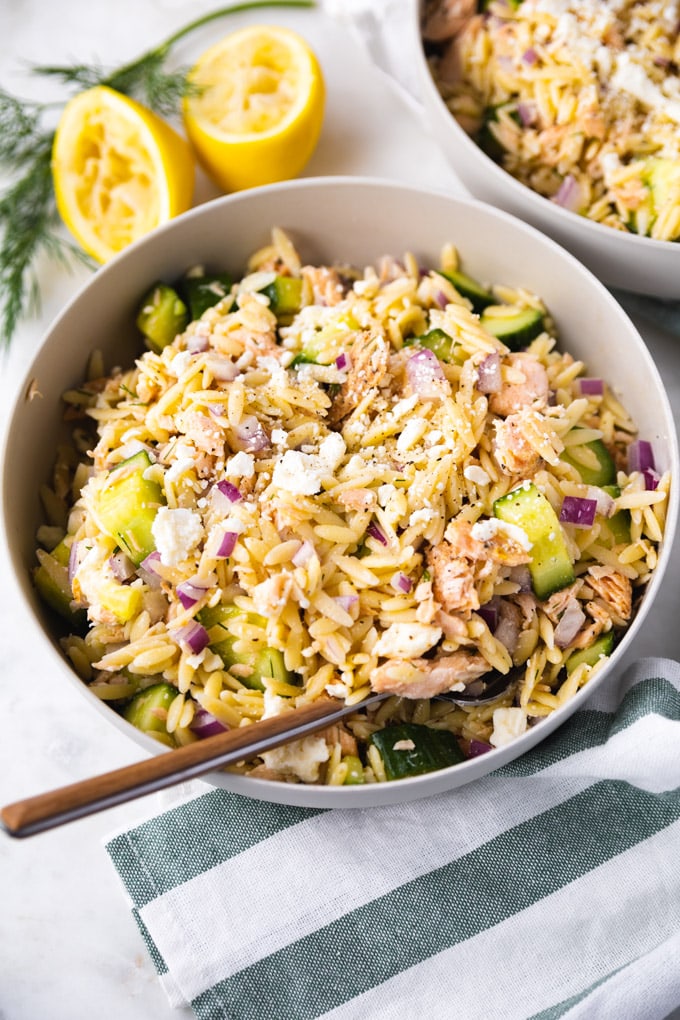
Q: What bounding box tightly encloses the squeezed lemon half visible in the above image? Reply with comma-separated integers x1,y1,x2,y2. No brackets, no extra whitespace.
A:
183,25,325,193
52,85,195,263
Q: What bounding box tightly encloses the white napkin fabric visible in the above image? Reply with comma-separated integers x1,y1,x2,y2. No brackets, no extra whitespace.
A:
105,657,680,1019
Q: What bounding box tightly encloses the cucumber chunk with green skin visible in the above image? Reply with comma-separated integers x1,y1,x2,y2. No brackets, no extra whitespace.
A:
561,438,616,486
493,482,575,600
34,550,87,629
565,631,615,674
601,484,631,544
136,283,189,353
439,269,495,312
369,723,465,780
181,273,233,320
260,276,303,317
198,605,291,692
342,755,366,785
480,306,545,350
405,328,456,363
95,450,165,566
122,682,177,734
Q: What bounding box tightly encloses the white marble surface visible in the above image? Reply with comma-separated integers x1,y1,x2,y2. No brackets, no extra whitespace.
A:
0,3,679,1019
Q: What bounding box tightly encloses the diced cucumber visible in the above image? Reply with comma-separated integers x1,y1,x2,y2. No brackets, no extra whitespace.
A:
565,631,615,674
561,438,616,486
601,484,631,544
50,538,71,567
122,682,177,735
95,450,165,566
342,755,365,785
643,157,680,223
260,276,303,318
480,306,545,350
181,273,233,320
98,580,143,623
33,549,87,629
369,723,465,780
405,328,457,363
136,283,189,353
198,604,291,692
439,268,495,312
493,482,575,600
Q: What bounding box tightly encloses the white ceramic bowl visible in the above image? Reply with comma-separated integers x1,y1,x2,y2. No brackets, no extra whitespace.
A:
2,177,677,808
408,0,680,299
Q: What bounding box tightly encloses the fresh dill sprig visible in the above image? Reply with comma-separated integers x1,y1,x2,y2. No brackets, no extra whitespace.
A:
0,0,315,350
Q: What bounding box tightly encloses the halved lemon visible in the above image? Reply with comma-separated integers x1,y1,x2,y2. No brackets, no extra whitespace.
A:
52,85,195,263
183,25,325,193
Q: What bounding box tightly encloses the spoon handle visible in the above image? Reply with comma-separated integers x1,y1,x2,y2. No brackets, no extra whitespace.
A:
1,696,377,838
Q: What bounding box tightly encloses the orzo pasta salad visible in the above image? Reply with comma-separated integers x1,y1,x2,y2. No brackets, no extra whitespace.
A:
34,229,669,785
424,0,680,240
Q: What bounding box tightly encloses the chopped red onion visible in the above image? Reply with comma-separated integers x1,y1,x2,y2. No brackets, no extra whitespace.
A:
495,604,521,655
628,439,655,474
335,352,351,372
234,415,270,453
186,332,210,354
109,551,136,583
522,48,538,65
390,571,413,594
171,621,210,655
139,551,163,589
406,348,446,400
559,495,597,528
552,174,580,212
190,707,228,738
476,352,502,393
334,595,358,613
216,479,242,503
176,580,209,609
554,599,586,649
468,739,493,758
517,100,537,126
292,539,315,567
208,403,226,418
366,521,388,546
508,564,532,593
478,597,500,632
216,531,238,558
207,357,239,382
578,377,604,396
435,290,449,309
643,469,660,491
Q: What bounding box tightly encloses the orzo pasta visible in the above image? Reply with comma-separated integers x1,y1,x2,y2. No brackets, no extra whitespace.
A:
34,229,669,784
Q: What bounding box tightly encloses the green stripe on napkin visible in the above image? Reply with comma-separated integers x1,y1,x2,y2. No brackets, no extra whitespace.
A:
105,659,680,1020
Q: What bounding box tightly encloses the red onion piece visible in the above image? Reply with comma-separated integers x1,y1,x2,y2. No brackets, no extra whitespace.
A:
643,469,660,491
172,621,210,655
406,348,446,401
522,48,538,65
186,331,210,354
517,100,537,126
335,353,351,371
208,403,227,418
176,580,208,609
509,565,532,592
628,439,655,474
559,496,597,528
216,480,242,503
334,595,358,613
139,551,163,589
552,174,580,212
109,551,136,583
554,599,586,649
292,540,315,567
390,571,413,594
476,352,502,393
190,707,228,738
586,486,615,518
366,521,388,546
216,531,238,558
468,739,493,758
578,378,604,396
234,415,270,453
478,597,500,632
435,290,449,309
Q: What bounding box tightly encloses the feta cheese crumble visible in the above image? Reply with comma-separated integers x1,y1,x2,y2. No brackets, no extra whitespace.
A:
151,507,203,566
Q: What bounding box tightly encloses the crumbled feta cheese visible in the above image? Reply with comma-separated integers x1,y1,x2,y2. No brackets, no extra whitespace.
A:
261,736,329,783
392,739,416,752
271,428,288,446
325,682,350,700
262,690,290,719
164,458,196,484
490,707,528,748
471,517,533,551
225,451,255,478
273,450,325,495
378,483,397,507
169,350,193,377
373,622,442,659
151,507,203,566
464,465,491,487
409,507,438,528
251,573,292,617
318,431,346,471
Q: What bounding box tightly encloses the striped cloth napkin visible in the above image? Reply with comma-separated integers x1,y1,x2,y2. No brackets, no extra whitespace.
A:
105,657,680,1020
